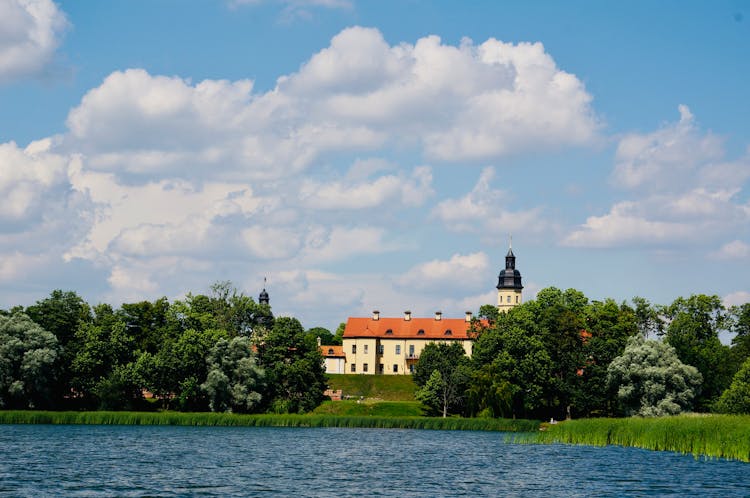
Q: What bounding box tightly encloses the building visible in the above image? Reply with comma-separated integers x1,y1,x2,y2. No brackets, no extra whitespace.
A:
320,345,347,374
342,311,475,375
497,243,523,312
332,244,524,375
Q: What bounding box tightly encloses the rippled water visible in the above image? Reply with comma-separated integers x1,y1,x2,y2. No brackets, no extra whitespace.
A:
0,425,747,497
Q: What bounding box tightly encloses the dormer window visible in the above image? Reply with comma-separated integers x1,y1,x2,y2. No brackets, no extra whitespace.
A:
417,329,425,335
328,348,334,354
385,329,393,335
444,329,452,336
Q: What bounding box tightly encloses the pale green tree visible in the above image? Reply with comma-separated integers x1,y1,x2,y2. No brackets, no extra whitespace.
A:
0,313,60,409
202,337,265,413
607,336,702,417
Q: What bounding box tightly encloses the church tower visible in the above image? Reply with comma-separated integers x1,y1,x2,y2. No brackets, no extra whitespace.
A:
497,239,523,312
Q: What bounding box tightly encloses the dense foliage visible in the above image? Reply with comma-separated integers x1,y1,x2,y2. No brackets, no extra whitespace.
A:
0,283,325,414
415,288,747,419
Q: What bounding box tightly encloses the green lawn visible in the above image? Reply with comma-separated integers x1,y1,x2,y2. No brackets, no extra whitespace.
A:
313,400,423,417
326,374,417,401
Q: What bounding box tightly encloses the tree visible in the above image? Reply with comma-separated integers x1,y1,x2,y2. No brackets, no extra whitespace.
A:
714,356,750,414
663,295,733,410
208,281,273,336
332,323,345,346
25,290,91,347
256,317,326,413
202,337,265,413
414,342,471,417
471,322,553,419
607,336,702,417
305,327,334,346
0,313,60,409
631,297,662,339
729,303,750,363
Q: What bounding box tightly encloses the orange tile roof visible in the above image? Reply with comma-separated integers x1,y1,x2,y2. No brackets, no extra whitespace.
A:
320,345,346,357
343,317,474,340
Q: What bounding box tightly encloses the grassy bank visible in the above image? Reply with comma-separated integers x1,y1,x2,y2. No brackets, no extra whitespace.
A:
326,374,416,401
0,410,538,432
312,400,423,417
524,414,750,463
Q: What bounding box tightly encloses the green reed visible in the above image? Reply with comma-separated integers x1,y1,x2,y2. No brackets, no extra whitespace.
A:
0,410,538,432
517,414,750,463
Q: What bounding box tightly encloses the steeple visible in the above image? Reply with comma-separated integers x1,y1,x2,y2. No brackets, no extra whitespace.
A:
259,277,269,306
496,237,523,312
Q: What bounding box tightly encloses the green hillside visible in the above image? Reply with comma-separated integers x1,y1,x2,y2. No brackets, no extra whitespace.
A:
326,374,417,401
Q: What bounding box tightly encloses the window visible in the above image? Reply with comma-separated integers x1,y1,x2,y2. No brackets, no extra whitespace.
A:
364,344,368,354
417,329,425,335
409,345,415,356
351,363,356,373
516,295,519,303
393,364,398,373
444,329,452,336
377,345,384,354
363,363,368,372
507,295,511,303
395,345,401,355
352,345,357,354
379,364,384,374
409,364,415,373
328,348,334,354
385,329,393,335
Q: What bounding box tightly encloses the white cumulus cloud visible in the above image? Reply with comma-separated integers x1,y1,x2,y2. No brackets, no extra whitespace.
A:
0,0,68,82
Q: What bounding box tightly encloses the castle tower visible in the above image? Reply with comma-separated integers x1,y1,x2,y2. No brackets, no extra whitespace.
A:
496,239,523,312
259,277,269,306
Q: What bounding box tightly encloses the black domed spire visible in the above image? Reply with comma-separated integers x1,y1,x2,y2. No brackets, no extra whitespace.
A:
259,277,269,305
497,238,523,290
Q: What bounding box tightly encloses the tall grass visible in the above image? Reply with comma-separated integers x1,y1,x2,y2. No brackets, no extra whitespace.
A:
0,410,538,432
519,415,750,463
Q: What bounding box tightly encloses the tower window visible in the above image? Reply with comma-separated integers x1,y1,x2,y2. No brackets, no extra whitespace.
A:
507,295,511,303
516,296,519,303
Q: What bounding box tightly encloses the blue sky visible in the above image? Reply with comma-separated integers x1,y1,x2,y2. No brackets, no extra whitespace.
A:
0,0,748,331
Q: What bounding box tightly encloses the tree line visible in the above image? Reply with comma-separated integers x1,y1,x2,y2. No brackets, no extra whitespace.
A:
0,282,327,413
414,288,750,419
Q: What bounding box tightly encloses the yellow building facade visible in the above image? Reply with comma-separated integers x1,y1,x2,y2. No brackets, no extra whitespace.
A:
331,245,524,375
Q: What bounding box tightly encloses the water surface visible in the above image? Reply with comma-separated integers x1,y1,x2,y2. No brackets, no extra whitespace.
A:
0,425,746,496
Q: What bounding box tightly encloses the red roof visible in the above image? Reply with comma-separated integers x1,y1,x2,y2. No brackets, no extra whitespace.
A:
320,345,346,358
343,316,474,340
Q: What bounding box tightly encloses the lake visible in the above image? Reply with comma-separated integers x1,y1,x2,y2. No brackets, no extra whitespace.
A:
0,425,747,496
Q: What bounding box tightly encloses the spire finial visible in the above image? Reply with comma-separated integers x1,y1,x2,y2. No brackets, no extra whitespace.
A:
509,233,512,249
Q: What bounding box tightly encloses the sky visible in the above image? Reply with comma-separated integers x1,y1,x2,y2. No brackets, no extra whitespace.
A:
0,0,748,332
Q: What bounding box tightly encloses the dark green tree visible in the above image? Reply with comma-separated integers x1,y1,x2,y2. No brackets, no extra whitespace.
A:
256,317,326,413
305,327,334,346
414,342,471,417
663,295,733,410
714,356,750,414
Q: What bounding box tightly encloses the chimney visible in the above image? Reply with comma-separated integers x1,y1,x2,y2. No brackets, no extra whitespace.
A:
435,311,442,321
372,310,380,321
317,336,321,347
404,310,412,321
465,311,473,322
